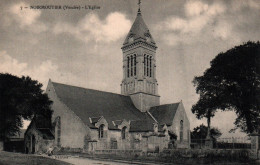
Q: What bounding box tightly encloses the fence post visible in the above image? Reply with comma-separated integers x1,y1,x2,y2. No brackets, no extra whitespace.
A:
232,137,234,149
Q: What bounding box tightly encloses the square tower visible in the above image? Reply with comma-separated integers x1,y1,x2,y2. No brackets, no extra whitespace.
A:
121,7,160,112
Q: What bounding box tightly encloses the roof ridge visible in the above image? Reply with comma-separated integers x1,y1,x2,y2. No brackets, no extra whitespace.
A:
52,81,128,97
151,102,180,108
147,111,158,123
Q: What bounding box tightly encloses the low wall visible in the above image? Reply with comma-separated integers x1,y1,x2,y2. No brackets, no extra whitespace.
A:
54,147,256,164
95,149,143,156
161,149,251,161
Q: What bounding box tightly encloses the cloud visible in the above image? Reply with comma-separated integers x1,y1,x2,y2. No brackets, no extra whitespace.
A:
155,0,255,47
231,0,260,11
0,50,118,91
158,1,226,35
155,0,260,47
0,51,28,73
184,1,209,17
10,2,40,26
8,2,47,33
213,21,232,40
0,51,57,88
53,12,131,43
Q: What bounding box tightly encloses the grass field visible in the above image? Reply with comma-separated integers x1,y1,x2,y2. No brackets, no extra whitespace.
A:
0,151,71,165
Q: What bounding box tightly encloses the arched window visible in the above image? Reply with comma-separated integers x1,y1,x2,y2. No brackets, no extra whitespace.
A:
131,56,133,76
55,116,61,147
134,55,136,76
127,57,130,77
149,57,152,77
121,126,127,139
144,55,146,76
180,120,183,142
98,124,105,138
146,55,149,76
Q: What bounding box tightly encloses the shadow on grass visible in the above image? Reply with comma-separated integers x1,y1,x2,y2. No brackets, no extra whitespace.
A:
0,151,71,165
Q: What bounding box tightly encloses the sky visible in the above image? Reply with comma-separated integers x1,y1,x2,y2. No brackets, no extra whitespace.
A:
0,0,259,137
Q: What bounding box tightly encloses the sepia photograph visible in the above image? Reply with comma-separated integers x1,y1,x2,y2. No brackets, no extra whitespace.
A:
0,0,259,164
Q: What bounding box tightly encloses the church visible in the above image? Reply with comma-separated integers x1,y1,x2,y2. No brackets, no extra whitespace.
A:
25,3,190,153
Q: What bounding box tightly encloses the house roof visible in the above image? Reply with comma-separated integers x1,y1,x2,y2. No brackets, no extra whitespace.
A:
89,116,102,124
123,11,156,46
149,103,180,126
9,129,26,139
51,81,155,130
24,117,54,140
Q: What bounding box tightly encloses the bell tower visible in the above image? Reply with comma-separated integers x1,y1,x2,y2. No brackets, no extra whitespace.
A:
121,0,160,112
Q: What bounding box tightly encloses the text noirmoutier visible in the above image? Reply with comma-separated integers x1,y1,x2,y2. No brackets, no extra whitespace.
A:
27,5,100,10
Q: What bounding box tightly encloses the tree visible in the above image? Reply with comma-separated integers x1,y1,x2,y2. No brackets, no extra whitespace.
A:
192,41,260,134
0,73,53,141
191,124,222,140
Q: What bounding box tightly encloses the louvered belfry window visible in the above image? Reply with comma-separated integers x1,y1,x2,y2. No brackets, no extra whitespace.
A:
127,54,137,77
127,57,130,77
134,55,136,76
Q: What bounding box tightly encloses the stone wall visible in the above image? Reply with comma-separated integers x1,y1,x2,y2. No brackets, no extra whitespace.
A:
46,81,91,148
168,102,190,148
25,126,54,154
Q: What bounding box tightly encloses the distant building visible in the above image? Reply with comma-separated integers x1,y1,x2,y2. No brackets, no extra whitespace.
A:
25,3,190,154
24,116,54,154
4,129,26,153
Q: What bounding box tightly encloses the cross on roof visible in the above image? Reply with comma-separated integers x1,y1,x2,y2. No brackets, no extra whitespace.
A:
138,0,141,14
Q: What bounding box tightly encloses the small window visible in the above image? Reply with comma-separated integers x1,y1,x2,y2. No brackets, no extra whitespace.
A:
180,120,183,142
121,126,127,139
128,35,134,43
154,124,158,132
98,124,105,138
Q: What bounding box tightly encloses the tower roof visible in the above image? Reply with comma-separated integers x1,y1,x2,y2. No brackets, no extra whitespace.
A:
123,7,156,46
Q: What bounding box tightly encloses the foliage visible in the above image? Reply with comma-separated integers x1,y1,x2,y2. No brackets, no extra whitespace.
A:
0,73,53,141
191,124,222,140
168,130,177,140
192,41,260,133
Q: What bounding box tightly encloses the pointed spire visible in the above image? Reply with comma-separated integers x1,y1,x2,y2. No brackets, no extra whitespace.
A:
122,0,156,46
138,0,141,15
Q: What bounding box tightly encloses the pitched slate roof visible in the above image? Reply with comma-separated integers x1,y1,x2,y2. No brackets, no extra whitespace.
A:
9,129,26,139
51,81,155,130
123,11,156,46
37,129,54,140
149,103,180,126
130,120,154,132
25,117,54,140
112,120,123,126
